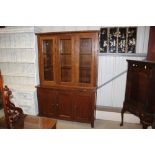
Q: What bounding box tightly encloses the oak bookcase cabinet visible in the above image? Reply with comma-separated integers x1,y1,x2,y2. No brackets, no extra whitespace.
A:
120,60,155,128
36,31,98,127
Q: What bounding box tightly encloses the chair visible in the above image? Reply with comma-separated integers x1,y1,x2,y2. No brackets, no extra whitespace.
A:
0,71,57,129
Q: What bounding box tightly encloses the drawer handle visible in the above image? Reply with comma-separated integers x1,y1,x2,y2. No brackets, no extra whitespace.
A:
144,65,147,69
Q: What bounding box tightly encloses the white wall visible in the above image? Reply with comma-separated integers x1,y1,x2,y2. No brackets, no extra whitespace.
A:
0,26,38,115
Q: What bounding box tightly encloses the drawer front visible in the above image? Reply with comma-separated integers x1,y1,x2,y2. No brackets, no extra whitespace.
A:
73,91,94,123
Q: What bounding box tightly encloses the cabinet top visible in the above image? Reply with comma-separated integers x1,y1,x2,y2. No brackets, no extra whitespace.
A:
35,30,99,36
127,59,155,65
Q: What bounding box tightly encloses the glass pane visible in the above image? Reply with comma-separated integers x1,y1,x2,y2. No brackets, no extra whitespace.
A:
60,39,72,82
118,28,127,53
109,28,117,53
80,38,92,54
127,27,137,53
79,38,92,83
43,40,54,81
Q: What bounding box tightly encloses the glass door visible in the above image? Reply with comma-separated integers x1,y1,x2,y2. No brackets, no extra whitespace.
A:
58,36,74,84
76,33,98,87
39,36,56,85
79,38,92,83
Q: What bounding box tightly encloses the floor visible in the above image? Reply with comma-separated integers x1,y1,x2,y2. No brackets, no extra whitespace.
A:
0,109,143,129
57,119,142,129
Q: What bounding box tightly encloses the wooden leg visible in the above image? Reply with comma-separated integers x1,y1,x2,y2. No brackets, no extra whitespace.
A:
91,121,94,128
120,109,125,126
142,124,148,129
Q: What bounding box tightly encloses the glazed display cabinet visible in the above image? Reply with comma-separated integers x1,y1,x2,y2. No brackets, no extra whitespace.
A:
36,31,99,127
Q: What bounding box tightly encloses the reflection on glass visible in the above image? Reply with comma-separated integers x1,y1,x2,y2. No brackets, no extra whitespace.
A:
79,38,92,83
60,39,72,82
43,40,53,81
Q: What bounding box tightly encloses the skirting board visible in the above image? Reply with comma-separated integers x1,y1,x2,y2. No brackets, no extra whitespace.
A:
96,110,140,124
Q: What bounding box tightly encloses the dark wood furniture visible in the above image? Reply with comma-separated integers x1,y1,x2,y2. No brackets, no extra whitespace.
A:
1,65,57,130
120,60,155,128
147,26,155,61
36,31,99,127
2,85,57,129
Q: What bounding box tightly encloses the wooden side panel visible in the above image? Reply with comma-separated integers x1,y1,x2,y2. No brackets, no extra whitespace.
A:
147,26,155,61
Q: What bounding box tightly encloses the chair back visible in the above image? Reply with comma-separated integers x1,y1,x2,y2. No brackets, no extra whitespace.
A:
0,71,25,128
2,83,25,128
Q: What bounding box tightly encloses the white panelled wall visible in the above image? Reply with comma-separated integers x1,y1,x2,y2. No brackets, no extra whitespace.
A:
0,26,150,122
0,26,39,115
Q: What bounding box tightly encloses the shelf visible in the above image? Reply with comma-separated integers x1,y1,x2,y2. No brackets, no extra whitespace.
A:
98,53,147,57
80,66,91,69
6,84,36,92
43,52,53,55
0,61,35,64
61,66,71,69
60,53,71,55
80,53,92,55
3,73,36,78
0,47,35,49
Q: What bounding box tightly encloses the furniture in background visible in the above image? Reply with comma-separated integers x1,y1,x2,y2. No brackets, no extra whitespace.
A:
147,26,155,61
36,31,99,127
1,71,57,129
2,86,57,129
120,60,155,128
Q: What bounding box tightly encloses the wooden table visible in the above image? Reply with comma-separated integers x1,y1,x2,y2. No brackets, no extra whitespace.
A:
23,115,57,129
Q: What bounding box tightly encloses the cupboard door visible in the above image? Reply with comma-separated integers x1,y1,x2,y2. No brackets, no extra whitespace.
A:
79,38,92,83
57,36,74,84
127,71,149,109
57,92,73,120
37,89,57,117
74,92,92,122
76,33,98,87
38,36,56,85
